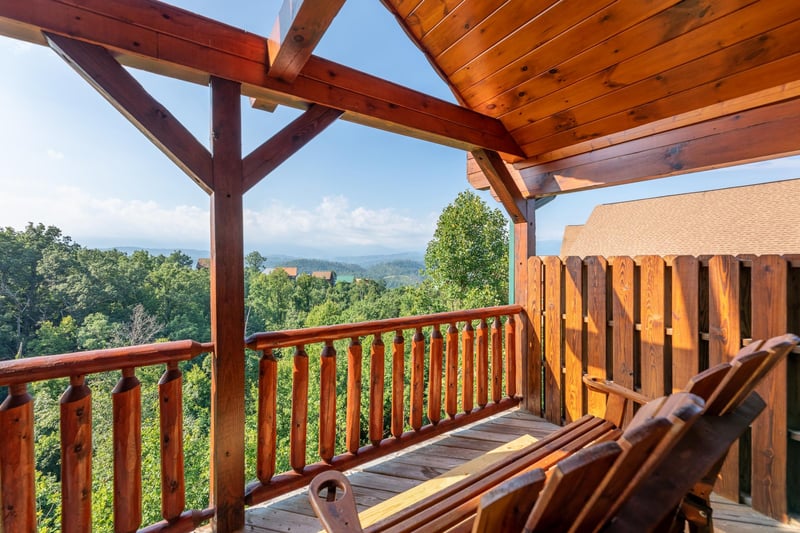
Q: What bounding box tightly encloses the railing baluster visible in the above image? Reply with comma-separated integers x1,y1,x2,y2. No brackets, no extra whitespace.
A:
61,374,92,533
320,341,337,463
159,362,185,523
391,330,405,438
428,325,443,425
257,349,278,483
291,345,309,472
491,316,503,404
410,327,425,431
113,368,142,533
506,316,517,398
462,322,474,413
346,337,362,454
369,333,385,445
0,383,35,532
477,319,488,407
445,323,458,419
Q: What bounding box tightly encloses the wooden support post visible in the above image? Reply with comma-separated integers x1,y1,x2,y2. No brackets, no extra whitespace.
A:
514,200,537,412
209,76,245,533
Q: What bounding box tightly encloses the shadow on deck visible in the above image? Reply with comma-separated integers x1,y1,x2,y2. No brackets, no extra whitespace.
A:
233,409,798,532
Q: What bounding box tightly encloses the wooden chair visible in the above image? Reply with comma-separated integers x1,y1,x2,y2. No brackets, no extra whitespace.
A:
583,333,799,531
309,392,705,533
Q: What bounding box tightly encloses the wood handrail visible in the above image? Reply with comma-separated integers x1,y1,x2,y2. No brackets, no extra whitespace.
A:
246,305,523,350
0,340,213,386
246,305,524,504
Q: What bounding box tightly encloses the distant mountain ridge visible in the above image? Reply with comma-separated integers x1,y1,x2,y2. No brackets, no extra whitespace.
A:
107,247,424,287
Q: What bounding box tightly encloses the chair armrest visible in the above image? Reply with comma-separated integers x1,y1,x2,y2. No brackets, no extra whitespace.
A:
583,375,650,406
308,470,364,533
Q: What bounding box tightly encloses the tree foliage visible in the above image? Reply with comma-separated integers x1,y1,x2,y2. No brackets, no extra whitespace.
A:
424,190,508,309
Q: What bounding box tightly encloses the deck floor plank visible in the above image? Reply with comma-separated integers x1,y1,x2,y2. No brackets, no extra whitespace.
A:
230,408,799,533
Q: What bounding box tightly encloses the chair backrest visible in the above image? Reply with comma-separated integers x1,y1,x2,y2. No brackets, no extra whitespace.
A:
471,469,546,533
568,392,705,533
522,441,623,533
687,334,798,415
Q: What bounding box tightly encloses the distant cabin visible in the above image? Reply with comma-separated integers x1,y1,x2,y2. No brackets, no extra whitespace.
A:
312,270,337,285
262,266,298,280
560,179,800,258
336,274,355,284
196,258,211,270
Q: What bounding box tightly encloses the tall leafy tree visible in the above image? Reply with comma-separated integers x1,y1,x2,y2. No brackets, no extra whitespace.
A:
424,190,509,309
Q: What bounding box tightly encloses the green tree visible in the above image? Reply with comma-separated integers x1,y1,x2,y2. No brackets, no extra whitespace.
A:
424,190,509,309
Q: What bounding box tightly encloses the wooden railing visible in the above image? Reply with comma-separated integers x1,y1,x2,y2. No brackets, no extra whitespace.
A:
0,340,214,533
528,254,800,522
243,305,522,505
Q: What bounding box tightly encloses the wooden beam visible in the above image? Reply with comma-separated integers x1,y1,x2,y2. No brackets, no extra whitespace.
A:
520,80,800,165
470,149,528,223
242,104,343,192
513,200,536,411
0,0,522,156
209,76,246,532
267,0,346,83
45,33,213,193
519,97,800,196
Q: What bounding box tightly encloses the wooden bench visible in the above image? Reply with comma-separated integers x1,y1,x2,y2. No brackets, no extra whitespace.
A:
308,334,799,532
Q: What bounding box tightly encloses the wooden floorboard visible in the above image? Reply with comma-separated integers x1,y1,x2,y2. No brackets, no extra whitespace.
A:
222,408,800,533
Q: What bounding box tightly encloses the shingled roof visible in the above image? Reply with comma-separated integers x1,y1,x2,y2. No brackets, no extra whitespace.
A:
561,179,800,258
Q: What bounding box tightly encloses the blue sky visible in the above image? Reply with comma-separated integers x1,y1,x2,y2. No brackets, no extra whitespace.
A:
1,1,798,257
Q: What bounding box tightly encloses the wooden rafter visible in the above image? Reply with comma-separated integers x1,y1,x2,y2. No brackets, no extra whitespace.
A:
267,0,346,83
470,149,528,223
45,33,214,193
519,97,800,196
242,105,343,192
0,0,522,157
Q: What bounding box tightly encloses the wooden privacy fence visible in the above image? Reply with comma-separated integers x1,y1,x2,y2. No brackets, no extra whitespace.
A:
527,254,800,522
244,305,522,505
0,340,214,533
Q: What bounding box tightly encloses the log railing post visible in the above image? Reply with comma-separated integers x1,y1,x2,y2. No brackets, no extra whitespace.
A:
0,383,35,532
477,319,489,408
346,337,363,454
159,362,185,523
391,330,405,438
410,327,425,431
113,368,142,532
428,325,443,425
491,316,503,404
462,322,475,413
290,346,309,472
257,349,278,483
506,316,517,399
319,342,337,463
369,334,385,445
61,374,92,533
445,323,458,419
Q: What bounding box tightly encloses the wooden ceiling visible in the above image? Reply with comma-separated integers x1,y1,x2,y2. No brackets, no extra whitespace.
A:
1,0,799,216
382,0,800,200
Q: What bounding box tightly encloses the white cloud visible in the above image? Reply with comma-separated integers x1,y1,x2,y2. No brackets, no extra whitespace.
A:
46,149,64,160
245,195,435,251
0,182,434,253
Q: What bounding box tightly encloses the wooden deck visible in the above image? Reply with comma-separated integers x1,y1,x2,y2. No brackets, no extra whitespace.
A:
235,409,799,532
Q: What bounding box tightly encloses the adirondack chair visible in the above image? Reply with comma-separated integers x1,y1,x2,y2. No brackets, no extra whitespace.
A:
583,333,799,532
309,392,706,533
